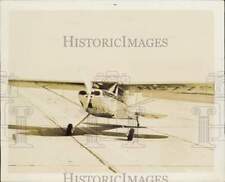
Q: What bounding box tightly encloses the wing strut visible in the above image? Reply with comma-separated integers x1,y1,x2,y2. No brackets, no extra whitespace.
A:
74,113,90,127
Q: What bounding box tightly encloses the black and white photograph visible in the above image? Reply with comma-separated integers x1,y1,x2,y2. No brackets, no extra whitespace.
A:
1,1,224,182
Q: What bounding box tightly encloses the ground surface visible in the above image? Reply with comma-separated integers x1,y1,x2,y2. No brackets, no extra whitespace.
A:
8,82,214,173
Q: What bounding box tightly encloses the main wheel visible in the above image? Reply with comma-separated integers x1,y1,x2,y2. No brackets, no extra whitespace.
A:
66,123,73,136
127,128,135,141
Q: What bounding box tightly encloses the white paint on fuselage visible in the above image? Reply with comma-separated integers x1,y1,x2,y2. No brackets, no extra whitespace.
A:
79,89,134,119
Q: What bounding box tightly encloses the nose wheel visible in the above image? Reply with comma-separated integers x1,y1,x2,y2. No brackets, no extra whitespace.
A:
66,123,73,136
127,128,135,141
65,114,90,136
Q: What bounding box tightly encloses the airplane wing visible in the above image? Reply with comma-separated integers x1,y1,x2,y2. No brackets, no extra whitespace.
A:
9,79,214,104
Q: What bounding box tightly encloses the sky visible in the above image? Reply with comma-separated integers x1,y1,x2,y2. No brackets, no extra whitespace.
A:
8,10,214,83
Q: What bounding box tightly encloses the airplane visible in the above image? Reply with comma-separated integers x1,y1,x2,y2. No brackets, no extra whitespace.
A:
8,79,212,141
8,79,168,141
66,81,158,141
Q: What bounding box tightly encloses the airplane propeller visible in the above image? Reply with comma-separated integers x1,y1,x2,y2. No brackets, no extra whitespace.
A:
84,80,93,110
81,71,93,110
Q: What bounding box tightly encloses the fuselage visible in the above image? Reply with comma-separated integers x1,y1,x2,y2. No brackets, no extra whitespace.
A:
78,89,135,119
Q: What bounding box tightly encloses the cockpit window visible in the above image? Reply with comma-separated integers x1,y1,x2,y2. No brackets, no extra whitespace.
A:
79,90,87,95
91,90,101,96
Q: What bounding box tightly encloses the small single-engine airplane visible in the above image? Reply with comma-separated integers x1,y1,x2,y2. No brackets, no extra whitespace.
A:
8,79,212,141
8,79,168,141
66,81,158,141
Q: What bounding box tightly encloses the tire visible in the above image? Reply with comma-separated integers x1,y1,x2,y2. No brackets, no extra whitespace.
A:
127,128,135,141
66,123,73,136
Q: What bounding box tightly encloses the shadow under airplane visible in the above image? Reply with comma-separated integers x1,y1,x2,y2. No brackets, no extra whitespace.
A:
8,122,168,139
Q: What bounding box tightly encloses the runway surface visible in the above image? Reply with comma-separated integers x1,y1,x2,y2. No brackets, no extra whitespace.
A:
8,83,214,173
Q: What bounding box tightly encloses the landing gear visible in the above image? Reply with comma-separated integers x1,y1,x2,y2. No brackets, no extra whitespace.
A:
66,123,73,136
127,128,135,141
137,122,140,128
136,115,140,128
65,114,90,136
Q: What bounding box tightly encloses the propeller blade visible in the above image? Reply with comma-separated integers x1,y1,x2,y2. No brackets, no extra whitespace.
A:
83,80,92,110
86,91,92,110
84,78,92,96
78,70,93,110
